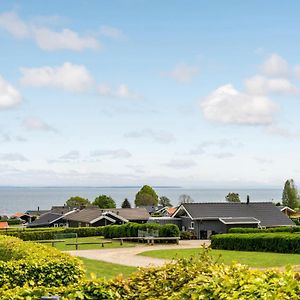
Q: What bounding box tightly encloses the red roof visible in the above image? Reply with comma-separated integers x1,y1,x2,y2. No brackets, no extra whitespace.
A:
0,222,9,229
167,207,177,216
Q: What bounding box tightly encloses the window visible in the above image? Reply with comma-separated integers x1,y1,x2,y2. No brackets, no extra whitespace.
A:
54,223,59,227
190,222,194,229
182,226,186,231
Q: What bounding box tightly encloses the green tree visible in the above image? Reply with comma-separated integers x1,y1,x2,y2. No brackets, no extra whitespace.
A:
121,198,131,208
225,192,240,203
135,185,158,206
282,179,300,209
93,195,116,209
159,196,172,207
66,196,90,207
178,194,194,204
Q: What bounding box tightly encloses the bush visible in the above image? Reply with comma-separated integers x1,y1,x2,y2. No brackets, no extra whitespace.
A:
0,226,104,241
102,222,180,239
211,232,300,253
180,231,193,240
228,226,300,234
1,252,300,299
0,235,84,288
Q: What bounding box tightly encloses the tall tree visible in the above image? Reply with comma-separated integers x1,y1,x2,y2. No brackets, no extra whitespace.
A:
159,196,172,207
178,194,194,204
135,185,158,206
282,179,300,209
121,198,131,208
225,192,240,203
66,196,90,207
93,195,116,209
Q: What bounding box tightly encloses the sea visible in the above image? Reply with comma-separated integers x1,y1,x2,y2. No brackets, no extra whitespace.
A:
0,187,283,216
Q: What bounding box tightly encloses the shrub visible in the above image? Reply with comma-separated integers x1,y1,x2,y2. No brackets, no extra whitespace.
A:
211,232,300,253
180,231,193,240
102,222,180,239
228,226,300,234
0,226,104,240
0,235,84,288
1,252,300,299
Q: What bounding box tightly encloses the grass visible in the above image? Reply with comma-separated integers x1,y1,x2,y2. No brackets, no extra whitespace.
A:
51,236,136,251
139,248,300,268
79,257,137,279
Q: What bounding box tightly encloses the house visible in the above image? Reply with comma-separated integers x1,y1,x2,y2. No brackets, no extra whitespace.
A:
277,206,297,217
64,206,150,227
11,212,32,223
156,202,295,239
0,222,9,230
27,210,76,228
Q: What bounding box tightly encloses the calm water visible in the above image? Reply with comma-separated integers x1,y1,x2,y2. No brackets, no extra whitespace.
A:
0,187,282,215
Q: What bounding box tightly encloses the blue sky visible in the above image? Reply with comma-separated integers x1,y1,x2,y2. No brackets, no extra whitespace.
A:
0,0,300,187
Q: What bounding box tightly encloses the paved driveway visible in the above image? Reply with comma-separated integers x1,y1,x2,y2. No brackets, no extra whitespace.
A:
68,240,209,267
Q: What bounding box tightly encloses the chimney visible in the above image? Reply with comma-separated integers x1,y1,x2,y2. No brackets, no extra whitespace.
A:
246,195,250,204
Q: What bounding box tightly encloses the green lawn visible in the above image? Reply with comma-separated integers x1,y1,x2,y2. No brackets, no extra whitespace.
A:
139,248,300,268
50,236,136,251
79,257,137,279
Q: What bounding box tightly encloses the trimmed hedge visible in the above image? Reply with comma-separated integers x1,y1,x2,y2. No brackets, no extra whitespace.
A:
0,235,84,288
102,222,180,239
0,227,105,241
211,232,300,253
0,252,300,299
228,226,300,234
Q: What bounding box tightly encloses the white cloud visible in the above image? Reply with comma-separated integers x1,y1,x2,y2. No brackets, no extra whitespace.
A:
125,128,175,144
164,159,196,169
0,11,30,38
266,125,300,138
260,53,289,77
0,11,100,51
213,152,234,159
59,150,80,160
98,83,141,99
33,28,100,51
90,149,131,159
99,25,125,40
22,117,57,132
0,153,28,162
163,63,199,83
201,84,277,126
245,75,299,95
20,62,94,92
0,76,21,109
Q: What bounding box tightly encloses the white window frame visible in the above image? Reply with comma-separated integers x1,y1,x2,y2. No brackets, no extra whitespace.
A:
190,222,194,229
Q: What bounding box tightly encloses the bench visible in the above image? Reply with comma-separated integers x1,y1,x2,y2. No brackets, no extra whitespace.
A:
112,237,143,245
36,239,65,247
66,241,112,250
113,237,180,245
143,237,180,245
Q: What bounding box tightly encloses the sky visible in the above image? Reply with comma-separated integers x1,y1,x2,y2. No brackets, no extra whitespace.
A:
0,0,300,187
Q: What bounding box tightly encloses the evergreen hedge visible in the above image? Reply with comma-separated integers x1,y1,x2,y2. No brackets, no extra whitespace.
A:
0,235,84,288
211,232,300,253
102,222,180,239
228,226,300,234
0,227,105,240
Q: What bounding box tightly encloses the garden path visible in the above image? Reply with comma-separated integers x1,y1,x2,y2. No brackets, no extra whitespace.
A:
67,240,209,267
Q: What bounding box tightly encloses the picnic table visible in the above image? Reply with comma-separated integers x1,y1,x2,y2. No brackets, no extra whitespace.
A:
36,239,65,247
66,240,112,250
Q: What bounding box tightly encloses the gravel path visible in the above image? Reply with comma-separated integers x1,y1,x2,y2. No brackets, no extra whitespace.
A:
67,240,209,267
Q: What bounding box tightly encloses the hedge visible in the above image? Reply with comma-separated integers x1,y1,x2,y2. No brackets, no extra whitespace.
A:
0,235,84,288
102,222,180,239
1,252,300,299
211,232,300,253
228,226,300,234
0,227,105,241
